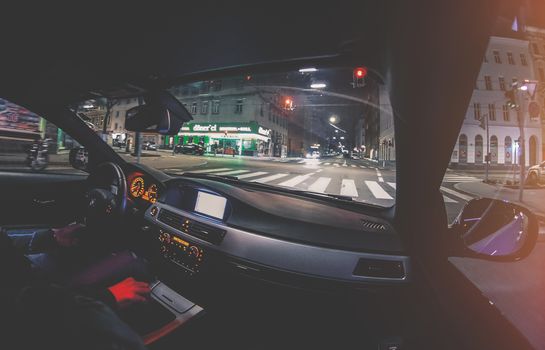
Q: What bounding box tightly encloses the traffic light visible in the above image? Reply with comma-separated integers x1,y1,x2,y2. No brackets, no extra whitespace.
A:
284,97,294,110
504,89,517,109
353,67,367,88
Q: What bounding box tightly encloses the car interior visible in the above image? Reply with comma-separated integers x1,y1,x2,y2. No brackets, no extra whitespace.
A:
0,1,543,349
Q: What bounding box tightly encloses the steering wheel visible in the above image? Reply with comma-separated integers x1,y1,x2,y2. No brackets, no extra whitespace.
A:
85,162,128,225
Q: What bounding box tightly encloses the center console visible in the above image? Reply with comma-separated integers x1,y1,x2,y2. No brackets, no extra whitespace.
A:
157,228,206,276
120,280,204,346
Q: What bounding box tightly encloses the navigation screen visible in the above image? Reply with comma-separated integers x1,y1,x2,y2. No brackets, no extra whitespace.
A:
194,191,227,220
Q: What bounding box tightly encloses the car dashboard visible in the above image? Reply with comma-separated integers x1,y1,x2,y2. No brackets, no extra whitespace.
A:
125,165,410,290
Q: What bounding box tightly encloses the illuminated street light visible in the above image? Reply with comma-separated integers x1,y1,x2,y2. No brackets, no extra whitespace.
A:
329,115,338,123
310,83,326,89
299,67,317,73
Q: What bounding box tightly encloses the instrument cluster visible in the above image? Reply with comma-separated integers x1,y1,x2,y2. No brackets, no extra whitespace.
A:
128,172,159,204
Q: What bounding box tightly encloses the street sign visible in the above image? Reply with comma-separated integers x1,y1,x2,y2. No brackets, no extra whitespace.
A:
529,101,540,120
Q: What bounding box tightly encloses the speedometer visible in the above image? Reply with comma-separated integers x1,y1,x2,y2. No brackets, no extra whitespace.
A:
130,177,145,198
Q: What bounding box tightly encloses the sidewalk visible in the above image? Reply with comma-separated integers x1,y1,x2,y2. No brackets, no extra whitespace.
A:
455,181,545,219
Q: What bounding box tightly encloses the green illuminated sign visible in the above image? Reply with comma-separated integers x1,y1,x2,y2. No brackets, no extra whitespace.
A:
180,121,270,136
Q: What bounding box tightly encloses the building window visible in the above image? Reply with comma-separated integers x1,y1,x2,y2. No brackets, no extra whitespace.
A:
114,122,118,130
488,103,496,121
520,53,528,66
484,75,492,90
503,105,510,121
199,81,210,94
235,99,243,114
473,103,481,120
190,102,197,114
212,100,220,114
498,76,505,91
532,43,540,55
201,101,209,115
116,111,120,117
212,80,222,91
507,52,515,65
493,50,501,63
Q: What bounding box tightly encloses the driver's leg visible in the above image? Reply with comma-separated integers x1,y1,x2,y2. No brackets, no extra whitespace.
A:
26,249,153,290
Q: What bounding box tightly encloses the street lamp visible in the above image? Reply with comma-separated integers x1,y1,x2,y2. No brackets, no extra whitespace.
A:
329,115,338,124
505,79,538,202
310,83,327,89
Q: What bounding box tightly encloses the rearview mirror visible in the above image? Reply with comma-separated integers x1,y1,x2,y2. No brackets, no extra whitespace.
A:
125,91,192,135
451,198,538,261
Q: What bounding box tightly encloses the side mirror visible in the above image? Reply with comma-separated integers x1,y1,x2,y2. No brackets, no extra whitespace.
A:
125,91,192,135
69,147,89,171
451,198,538,261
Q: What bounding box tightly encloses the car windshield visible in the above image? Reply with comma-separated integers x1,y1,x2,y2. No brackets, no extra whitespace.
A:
79,66,396,207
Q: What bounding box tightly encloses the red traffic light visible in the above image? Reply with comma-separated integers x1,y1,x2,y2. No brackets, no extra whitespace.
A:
354,67,367,78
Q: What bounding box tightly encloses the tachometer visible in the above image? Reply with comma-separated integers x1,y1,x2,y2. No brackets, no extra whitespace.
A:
130,177,145,198
147,184,158,203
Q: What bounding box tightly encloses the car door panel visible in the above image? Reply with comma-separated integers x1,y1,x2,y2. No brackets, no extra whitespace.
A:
0,172,87,226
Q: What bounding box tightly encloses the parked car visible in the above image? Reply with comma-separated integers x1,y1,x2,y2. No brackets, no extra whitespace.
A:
173,143,204,155
527,161,545,185
142,141,157,150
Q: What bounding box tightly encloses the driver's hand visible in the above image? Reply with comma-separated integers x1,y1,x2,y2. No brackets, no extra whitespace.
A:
52,223,85,248
108,277,151,308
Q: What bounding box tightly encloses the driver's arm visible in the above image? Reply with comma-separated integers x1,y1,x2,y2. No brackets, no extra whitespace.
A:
6,223,84,255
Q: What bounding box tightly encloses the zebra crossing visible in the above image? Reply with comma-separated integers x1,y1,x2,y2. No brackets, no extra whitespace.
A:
275,159,372,168
177,167,472,204
442,174,480,183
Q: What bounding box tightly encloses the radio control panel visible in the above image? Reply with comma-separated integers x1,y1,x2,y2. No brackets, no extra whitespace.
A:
158,229,204,275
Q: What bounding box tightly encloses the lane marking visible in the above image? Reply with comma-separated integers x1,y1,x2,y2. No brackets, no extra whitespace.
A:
340,179,359,197
278,173,314,187
378,176,384,182
187,167,231,173
342,163,348,167
214,169,251,176
365,180,393,200
297,160,306,164
316,169,323,173
360,165,367,169
323,162,330,166
253,173,289,183
387,182,396,189
334,163,340,167
237,171,268,179
440,186,473,202
308,177,332,193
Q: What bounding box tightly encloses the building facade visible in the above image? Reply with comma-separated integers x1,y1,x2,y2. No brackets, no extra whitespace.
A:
378,84,395,163
525,25,545,162
451,36,542,168
167,78,290,156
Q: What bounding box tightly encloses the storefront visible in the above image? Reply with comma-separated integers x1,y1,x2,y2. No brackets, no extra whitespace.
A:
163,122,271,156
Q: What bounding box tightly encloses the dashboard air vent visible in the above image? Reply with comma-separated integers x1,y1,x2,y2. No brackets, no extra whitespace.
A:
361,219,387,231
157,208,227,245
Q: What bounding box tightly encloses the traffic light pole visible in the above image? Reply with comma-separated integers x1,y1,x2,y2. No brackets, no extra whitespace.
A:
515,92,525,202
485,113,489,183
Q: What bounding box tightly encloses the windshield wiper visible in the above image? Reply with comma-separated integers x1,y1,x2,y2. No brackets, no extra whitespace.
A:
179,172,354,202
